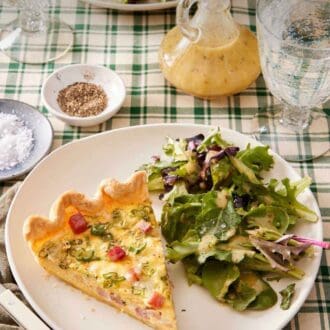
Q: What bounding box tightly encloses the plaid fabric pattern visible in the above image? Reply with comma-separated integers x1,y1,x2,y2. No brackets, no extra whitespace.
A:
0,0,329,329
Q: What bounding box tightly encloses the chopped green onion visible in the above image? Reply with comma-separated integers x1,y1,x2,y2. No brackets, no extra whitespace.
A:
102,272,125,288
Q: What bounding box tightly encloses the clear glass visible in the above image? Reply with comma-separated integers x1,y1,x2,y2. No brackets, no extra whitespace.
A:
159,0,260,99
0,0,74,64
251,0,330,162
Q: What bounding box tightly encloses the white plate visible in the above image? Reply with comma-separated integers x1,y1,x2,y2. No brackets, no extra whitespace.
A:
81,0,177,11
6,124,322,330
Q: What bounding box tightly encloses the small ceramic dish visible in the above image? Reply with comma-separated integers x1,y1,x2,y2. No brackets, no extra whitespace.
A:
42,64,126,127
0,99,53,182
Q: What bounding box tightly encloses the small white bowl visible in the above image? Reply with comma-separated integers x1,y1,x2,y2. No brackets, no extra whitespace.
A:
42,64,126,127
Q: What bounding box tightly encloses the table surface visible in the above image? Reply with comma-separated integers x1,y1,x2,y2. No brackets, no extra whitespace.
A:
0,1,329,329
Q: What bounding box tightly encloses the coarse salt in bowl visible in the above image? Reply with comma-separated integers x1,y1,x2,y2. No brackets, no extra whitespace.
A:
42,64,126,127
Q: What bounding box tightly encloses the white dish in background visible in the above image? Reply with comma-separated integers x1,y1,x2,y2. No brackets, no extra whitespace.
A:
42,64,126,127
0,99,53,182
6,124,322,330
81,0,177,11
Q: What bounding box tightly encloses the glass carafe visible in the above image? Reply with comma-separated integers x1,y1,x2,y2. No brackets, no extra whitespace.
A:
159,0,261,99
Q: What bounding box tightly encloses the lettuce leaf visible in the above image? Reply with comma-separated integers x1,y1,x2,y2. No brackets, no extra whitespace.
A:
237,144,274,175
245,205,290,234
202,260,240,300
224,271,277,311
197,129,231,152
163,137,188,161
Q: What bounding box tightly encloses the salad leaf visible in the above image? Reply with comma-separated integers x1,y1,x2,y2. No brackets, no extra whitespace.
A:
237,144,274,175
161,194,202,243
140,159,185,191
240,254,305,280
225,281,257,311
196,197,241,241
245,205,290,234
228,155,261,185
165,194,242,263
162,182,188,205
291,235,330,249
163,137,188,161
245,275,278,310
280,283,295,310
197,129,231,152
267,178,318,223
202,260,240,300
166,230,200,262
216,236,255,263
249,236,310,274
210,157,232,187
225,271,277,311
174,155,201,185
182,256,203,285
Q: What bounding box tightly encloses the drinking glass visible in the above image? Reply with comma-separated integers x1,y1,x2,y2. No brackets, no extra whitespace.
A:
251,0,330,162
0,0,73,64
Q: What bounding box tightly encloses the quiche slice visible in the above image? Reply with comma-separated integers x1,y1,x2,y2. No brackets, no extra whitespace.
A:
23,171,177,330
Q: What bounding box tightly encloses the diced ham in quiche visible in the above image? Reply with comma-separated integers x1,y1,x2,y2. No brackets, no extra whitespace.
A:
148,292,165,309
108,246,126,261
69,213,88,234
137,220,152,234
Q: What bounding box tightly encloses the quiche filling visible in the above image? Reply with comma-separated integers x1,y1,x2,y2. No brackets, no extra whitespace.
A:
37,204,169,308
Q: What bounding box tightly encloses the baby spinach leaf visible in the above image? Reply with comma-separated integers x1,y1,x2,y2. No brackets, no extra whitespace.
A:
196,199,241,242
166,230,200,262
225,271,277,311
182,256,203,285
161,196,202,243
202,260,240,300
226,281,257,311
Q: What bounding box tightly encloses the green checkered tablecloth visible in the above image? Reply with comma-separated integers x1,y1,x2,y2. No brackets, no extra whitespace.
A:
0,0,329,329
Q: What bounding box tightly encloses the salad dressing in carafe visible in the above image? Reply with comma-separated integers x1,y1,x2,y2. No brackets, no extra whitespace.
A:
159,0,261,99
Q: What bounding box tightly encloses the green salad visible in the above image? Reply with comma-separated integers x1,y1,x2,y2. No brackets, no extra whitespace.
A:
139,129,328,312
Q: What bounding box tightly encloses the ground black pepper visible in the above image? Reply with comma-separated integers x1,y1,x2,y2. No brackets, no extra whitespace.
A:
57,82,108,117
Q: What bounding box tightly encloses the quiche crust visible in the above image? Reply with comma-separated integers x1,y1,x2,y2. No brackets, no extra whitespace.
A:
23,171,177,330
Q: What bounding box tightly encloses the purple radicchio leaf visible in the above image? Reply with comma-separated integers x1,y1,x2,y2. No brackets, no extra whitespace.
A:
208,150,226,163
199,164,213,189
291,236,330,249
197,152,207,167
207,144,222,151
250,236,311,272
186,134,205,151
249,236,290,272
224,146,240,156
233,194,250,209
163,175,179,192
275,234,330,250
161,167,177,176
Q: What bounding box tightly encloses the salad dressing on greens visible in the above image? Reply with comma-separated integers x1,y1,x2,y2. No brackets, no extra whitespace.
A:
140,129,324,312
